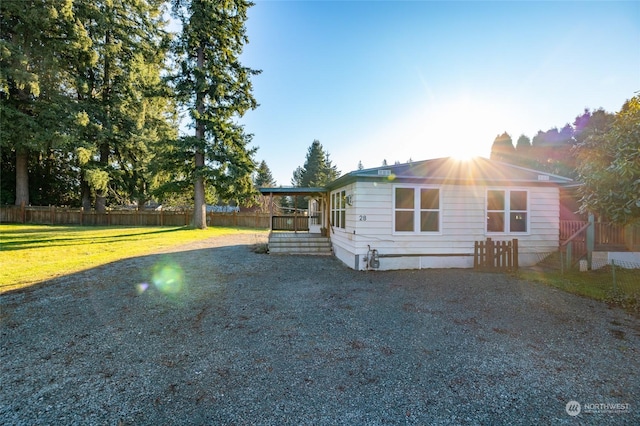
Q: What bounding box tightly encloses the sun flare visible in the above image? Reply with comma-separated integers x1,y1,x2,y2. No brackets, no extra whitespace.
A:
421,96,508,160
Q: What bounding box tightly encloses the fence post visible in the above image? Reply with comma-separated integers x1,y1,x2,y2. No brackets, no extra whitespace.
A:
473,241,479,268
566,242,572,270
512,239,518,271
50,205,55,225
612,259,617,293
20,201,26,224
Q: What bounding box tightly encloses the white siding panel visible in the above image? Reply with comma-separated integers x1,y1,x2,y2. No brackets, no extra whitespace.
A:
329,181,561,270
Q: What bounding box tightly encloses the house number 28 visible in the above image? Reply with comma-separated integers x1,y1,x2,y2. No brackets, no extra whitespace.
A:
359,215,367,221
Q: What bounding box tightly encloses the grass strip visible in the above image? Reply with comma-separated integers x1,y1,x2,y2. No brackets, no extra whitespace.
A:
0,224,266,293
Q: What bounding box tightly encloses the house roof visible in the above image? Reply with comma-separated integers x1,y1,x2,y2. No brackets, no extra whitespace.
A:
327,156,574,189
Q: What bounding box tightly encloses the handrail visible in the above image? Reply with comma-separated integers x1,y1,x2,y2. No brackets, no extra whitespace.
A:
560,222,591,247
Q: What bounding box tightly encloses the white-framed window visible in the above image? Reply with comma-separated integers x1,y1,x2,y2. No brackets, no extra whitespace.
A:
331,190,346,229
393,186,440,233
486,189,528,233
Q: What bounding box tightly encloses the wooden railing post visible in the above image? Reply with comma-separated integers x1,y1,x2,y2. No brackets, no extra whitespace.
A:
586,214,594,269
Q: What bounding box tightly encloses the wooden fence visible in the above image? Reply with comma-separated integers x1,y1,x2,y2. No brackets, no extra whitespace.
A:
0,205,270,229
474,238,519,272
560,220,640,251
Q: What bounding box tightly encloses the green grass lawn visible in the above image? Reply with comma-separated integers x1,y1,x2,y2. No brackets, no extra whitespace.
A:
0,224,267,293
520,266,639,311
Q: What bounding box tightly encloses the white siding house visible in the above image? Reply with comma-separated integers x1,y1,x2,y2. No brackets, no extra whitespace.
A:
325,157,573,271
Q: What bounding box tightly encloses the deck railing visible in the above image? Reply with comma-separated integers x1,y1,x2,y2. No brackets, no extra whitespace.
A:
560,221,591,270
271,215,314,232
560,220,639,251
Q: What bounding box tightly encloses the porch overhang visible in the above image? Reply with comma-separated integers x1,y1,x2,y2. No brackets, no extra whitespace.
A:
258,187,327,196
258,187,330,234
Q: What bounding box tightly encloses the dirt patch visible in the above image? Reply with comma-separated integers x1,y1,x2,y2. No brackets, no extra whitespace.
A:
1,233,639,424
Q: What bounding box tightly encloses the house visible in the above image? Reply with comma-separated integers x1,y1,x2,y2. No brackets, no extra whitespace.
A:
261,157,575,270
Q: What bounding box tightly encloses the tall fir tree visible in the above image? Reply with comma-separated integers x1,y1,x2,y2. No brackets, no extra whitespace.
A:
291,140,339,187
291,140,339,210
170,0,260,228
1,0,91,205
72,0,171,211
254,160,276,187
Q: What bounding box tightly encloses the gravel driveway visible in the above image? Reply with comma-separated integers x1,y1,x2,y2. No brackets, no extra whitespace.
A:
1,233,639,425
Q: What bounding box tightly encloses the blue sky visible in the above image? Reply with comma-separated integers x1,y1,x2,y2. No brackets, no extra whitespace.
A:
238,0,639,186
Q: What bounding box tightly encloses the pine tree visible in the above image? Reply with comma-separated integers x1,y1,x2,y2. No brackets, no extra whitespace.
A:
171,0,260,229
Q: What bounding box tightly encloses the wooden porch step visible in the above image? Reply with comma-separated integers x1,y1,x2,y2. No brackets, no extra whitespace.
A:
268,234,332,255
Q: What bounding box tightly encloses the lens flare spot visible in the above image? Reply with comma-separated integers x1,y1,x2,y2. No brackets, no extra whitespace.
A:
136,282,149,294
152,262,184,294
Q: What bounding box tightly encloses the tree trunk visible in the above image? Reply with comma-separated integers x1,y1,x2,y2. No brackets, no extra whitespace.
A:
15,148,29,206
81,177,92,211
193,45,207,229
95,142,109,213
96,28,112,214
193,152,206,229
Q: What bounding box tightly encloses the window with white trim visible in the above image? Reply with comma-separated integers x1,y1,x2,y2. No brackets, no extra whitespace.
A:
487,189,528,233
394,186,440,233
331,190,346,229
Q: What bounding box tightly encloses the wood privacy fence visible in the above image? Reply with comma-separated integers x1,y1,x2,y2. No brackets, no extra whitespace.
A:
474,238,519,272
0,205,270,228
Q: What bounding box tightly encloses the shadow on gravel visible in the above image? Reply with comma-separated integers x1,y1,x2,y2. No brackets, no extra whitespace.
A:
2,242,639,425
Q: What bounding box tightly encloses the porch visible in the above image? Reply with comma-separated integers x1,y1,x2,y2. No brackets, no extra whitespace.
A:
258,186,331,255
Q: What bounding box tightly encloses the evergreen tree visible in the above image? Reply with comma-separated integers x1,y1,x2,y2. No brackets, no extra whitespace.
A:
170,0,260,229
290,140,339,210
291,140,339,187
72,0,171,211
253,159,277,213
489,132,515,163
254,160,276,187
515,134,531,153
1,0,91,205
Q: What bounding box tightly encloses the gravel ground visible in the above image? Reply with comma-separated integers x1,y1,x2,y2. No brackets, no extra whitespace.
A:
1,233,639,425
